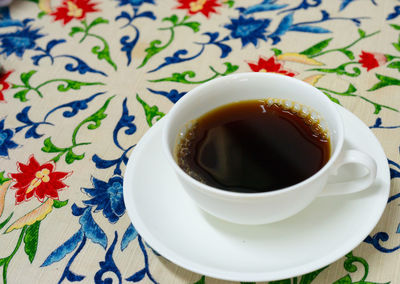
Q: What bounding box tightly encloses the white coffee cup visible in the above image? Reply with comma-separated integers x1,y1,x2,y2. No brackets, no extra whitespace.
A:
162,72,377,225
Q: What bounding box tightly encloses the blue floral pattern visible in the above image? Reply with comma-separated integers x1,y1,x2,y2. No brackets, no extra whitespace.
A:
224,15,271,47
0,119,18,157
0,0,399,283
0,19,44,57
82,176,125,223
116,0,155,7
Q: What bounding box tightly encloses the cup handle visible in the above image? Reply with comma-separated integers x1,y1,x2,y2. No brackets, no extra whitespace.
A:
319,149,377,196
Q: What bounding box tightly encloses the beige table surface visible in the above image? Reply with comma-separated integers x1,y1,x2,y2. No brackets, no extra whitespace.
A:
0,0,400,283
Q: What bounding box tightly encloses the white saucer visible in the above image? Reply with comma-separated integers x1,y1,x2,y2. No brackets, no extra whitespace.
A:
123,105,390,282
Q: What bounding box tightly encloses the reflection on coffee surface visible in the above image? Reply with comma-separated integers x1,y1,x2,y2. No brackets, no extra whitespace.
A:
174,99,330,193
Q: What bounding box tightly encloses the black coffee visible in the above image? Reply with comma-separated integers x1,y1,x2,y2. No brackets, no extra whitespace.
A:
175,99,330,193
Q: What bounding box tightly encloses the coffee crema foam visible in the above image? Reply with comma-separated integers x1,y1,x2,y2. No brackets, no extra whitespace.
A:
174,122,207,183
263,98,329,140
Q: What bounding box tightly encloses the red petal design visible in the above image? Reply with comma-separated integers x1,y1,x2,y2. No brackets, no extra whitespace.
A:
176,0,221,18
49,180,67,190
25,190,35,201
35,184,47,200
247,63,260,72
45,188,61,199
10,171,36,186
247,56,296,77
41,162,55,172
9,155,71,204
27,155,41,171
49,171,70,180
358,51,379,71
264,57,282,72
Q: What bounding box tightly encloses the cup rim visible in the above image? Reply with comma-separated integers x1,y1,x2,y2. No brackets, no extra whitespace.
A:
162,72,344,199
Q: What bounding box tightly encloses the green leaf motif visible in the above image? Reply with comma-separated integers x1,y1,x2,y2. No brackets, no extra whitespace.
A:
318,83,397,114
149,62,238,84
224,0,235,8
146,39,163,54
387,61,400,72
13,89,30,102
222,62,239,75
333,271,390,283
150,70,196,83
393,42,400,52
136,94,165,127
308,62,361,77
373,104,382,114
42,97,113,164
139,15,200,68
358,28,366,38
139,40,164,68
368,73,400,91
333,274,352,284
0,213,13,231
181,20,200,32
346,83,357,94
91,41,117,71
332,252,389,284
41,137,68,162
193,276,206,284
69,26,85,37
271,48,282,56
38,11,46,19
162,14,180,26
56,80,104,92
0,258,6,266
20,70,36,86
163,14,179,25
341,49,355,60
81,96,114,131
65,150,85,164
1,226,27,284
42,137,65,153
88,17,109,30
71,18,116,70
325,93,342,105
53,200,68,209
0,171,11,185
24,221,40,263
390,24,400,30
300,38,332,56
304,30,378,59
299,266,328,284
71,95,114,145
12,71,103,101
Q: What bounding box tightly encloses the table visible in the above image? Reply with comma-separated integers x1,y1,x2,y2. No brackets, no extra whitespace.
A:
0,0,399,283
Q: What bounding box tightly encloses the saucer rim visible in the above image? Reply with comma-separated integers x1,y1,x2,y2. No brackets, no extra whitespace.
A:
123,105,390,282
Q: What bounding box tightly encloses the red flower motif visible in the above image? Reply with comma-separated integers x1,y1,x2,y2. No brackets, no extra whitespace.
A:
51,0,99,25
176,0,221,18
247,56,297,77
358,51,387,71
0,71,12,103
10,155,71,204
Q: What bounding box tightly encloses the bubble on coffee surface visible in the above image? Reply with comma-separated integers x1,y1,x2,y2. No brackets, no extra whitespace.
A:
174,122,209,184
264,98,329,140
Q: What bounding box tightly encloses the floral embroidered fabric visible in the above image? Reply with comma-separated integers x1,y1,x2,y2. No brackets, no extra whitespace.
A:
0,0,400,283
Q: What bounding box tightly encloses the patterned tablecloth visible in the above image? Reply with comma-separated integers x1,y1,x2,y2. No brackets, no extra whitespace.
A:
1,0,400,283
